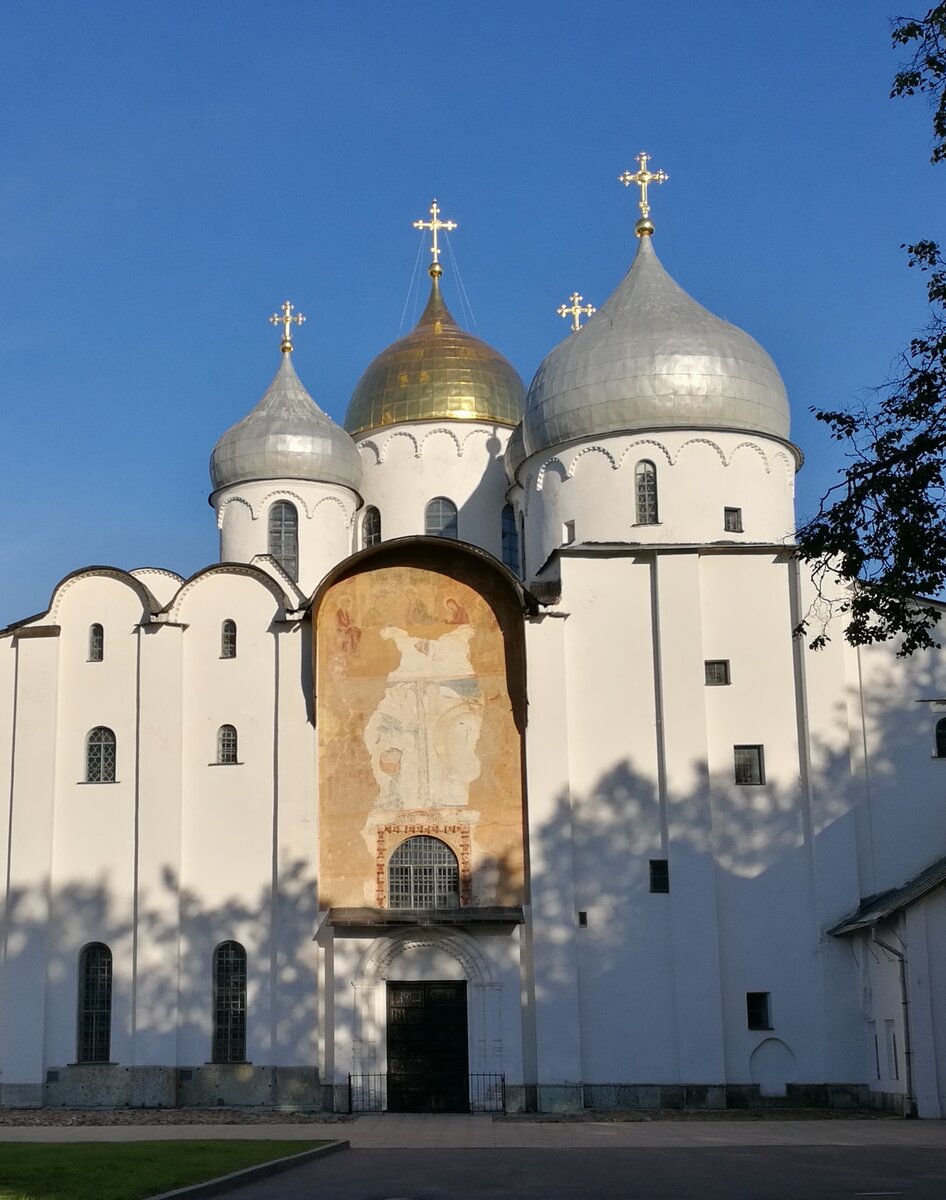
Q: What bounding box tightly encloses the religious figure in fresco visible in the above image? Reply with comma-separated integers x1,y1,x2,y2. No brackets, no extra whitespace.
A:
364,623,484,809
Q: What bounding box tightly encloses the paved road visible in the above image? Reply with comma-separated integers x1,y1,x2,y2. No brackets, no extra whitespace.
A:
229,1145,946,1200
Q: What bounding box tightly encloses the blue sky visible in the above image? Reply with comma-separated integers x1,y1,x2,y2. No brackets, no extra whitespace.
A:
0,1,942,625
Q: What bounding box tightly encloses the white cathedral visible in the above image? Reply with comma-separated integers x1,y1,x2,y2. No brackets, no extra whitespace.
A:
2,166,946,1118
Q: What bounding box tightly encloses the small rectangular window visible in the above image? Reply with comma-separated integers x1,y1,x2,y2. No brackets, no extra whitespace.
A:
724,507,743,533
649,859,670,893
704,659,731,686
562,520,576,545
885,1019,899,1080
746,991,771,1030
577,910,588,927
734,745,765,785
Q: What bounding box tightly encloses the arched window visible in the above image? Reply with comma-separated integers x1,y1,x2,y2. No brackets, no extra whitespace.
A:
425,497,458,539
501,504,520,573
217,725,238,764
77,943,112,1063
635,459,658,525
268,500,299,580
212,941,247,1063
220,619,237,659
935,718,946,759
362,506,382,549
88,624,104,662
86,727,116,783
388,836,460,910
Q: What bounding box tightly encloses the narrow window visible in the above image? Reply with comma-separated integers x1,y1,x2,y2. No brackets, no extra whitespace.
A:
635,460,658,525
88,624,104,662
723,507,743,533
734,745,765,785
501,504,520,573
388,836,460,910
869,1021,881,1079
85,727,116,783
649,859,670,893
935,718,946,758
746,991,771,1030
577,911,588,927
562,519,576,545
425,497,458,539
362,505,382,549
212,941,247,1063
77,943,112,1063
519,512,527,579
885,1019,899,1080
268,500,299,580
704,660,731,686
220,619,237,659
217,725,238,765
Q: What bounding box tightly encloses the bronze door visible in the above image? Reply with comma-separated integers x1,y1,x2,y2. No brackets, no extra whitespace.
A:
386,981,469,1112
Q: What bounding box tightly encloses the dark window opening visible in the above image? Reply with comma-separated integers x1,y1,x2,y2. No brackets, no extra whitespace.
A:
724,507,743,533
425,497,458,539
388,836,459,909
635,460,658,524
704,659,731,686
217,724,238,765
77,943,112,1063
734,744,765,785
88,624,104,662
649,859,670,893
746,991,772,1030
935,718,946,758
212,941,247,1063
86,727,116,783
221,619,237,659
501,504,520,573
363,506,381,548
268,500,299,580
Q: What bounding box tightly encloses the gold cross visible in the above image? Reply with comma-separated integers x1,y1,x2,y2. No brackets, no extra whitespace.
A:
557,292,596,332
413,199,457,274
269,301,306,353
618,151,669,222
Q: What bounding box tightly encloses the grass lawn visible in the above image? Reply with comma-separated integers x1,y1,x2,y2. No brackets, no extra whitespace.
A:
0,1139,326,1200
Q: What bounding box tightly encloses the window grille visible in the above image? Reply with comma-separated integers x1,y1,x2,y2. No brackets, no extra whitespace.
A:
77,943,112,1063
217,725,238,764
935,718,946,758
268,501,299,580
220,619,237,659
734,744,764,785
212,941,247,1063
635,460,658,524
723,507,743,533
746,991,771,1030
388,836,460,909
501,504,520,573
86,727,116,783
88,624,104,662
425,497,458,539
649,859,670,893
704,660,731,686
363,506,382,549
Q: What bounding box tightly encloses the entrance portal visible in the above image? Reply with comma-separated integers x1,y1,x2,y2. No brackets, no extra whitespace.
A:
386,980,469,1112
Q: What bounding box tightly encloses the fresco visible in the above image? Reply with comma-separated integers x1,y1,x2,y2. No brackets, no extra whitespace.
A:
317,557,525,909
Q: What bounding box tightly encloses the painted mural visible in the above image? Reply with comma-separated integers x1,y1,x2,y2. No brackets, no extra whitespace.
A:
317,554,525,910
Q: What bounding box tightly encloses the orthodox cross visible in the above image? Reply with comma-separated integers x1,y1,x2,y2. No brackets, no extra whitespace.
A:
413,199,457,271
270,301,306,353
618,151,669,220
557,292,596,332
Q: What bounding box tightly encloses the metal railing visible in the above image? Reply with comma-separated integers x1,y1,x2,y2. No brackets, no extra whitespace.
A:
347,1072,505,1114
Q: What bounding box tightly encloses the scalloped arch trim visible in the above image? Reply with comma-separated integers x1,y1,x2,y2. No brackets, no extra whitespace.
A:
357,926,495,986
49,568,158,622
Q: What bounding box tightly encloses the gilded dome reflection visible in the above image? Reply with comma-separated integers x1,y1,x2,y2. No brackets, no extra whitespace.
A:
345,277,525,437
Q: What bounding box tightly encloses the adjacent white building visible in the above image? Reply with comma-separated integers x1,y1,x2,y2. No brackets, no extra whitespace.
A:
2,191,946,1117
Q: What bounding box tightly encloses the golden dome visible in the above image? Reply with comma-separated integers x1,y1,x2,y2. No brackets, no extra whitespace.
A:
344,274,525,437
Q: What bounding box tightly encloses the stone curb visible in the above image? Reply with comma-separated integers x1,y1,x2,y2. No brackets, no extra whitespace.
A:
146,1140,350,1200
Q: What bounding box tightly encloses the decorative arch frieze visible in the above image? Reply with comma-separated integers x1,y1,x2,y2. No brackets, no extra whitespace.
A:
259,487,315,519
130,567,185,585
419,426,464,457
311,492,356,525
566,444,618,476
727,440,771,473
357,440,381,466
670,437,728,468
535,458,568,491
378,431,421,462
615,438,674,469
772,450,795,480
216,494,255,529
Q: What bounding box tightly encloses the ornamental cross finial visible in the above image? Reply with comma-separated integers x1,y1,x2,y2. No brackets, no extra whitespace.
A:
270,301,306,353
557,291,596,332
618,151,669,235
413,198,457,277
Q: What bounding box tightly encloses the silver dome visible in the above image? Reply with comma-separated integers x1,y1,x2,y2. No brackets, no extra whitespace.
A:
522,235,790,457
210,353,362,492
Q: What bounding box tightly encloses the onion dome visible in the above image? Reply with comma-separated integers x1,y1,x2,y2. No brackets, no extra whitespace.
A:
344,273,525,437
522,233,789,458
210,347,362,492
